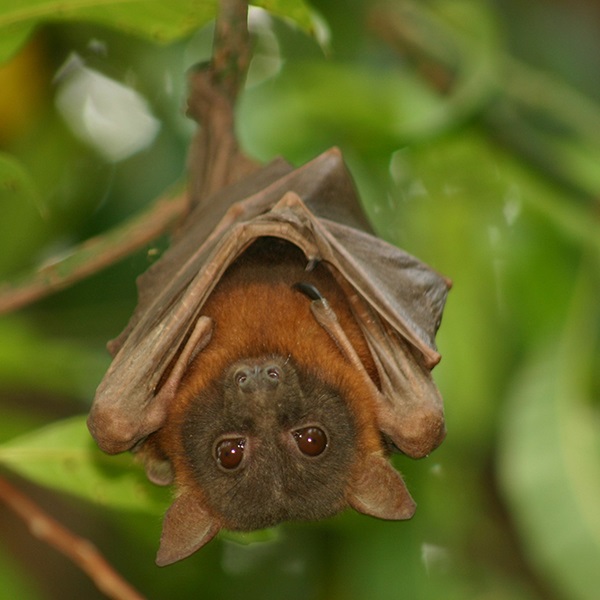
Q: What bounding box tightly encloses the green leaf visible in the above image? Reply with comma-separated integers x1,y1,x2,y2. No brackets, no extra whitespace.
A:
0,317,109,399
0,416,169,514
0,153,49,277
253,0,318,35
498,263,600,600
239,61,448,162
0,0,217,62
0,152,42,208
0,0,318,63
221,528,280,546
0,22,34,63
0,545,43,600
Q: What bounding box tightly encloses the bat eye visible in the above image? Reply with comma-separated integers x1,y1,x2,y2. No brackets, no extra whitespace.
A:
293,426,327,457
215,437,246,470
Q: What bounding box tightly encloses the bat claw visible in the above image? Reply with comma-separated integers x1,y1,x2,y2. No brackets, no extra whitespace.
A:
293,281,324,301
305,258,320,272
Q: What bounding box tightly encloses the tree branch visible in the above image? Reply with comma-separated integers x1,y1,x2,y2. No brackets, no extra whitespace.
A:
186,0,258,208
0,476,146,600
0,190,187,316
212,0,252,102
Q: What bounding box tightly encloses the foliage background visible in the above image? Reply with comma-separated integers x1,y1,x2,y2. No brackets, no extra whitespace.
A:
1,0,599,598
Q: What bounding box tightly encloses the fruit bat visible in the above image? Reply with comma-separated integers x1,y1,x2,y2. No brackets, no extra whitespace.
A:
87,147,450,566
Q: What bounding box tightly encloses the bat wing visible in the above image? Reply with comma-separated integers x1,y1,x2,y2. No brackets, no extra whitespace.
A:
88,148,449,457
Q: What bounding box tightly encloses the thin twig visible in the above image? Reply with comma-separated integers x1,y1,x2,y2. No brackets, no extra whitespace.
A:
0,476,146,600
0,189,187,315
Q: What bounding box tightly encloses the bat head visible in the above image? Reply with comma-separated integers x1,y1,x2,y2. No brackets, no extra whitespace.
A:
182,355,357,527
154,355,415,566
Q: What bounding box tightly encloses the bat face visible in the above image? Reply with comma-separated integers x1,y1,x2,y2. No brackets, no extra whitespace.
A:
179,354,357,530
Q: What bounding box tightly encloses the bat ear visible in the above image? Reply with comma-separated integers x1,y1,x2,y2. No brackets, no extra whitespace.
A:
156,492,220,566
347,453,416,521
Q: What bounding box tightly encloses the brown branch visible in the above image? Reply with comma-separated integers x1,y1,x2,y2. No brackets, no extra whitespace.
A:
212,0,252,103
186,0,259,208
0,476,146,600
0,189,187,315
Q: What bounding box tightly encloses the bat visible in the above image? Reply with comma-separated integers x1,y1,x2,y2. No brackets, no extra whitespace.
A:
87,147,450,565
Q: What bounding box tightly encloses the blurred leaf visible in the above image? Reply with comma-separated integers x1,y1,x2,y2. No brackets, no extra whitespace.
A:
0,316,109,399
489,64,600,198
0,0,216,62
0,545,43,600
498,262,600,600
240,61,447,161
0,117,111,279
0,153,47,276
221,527,279,545
0,22,34,64
253,0,319,36
377,0,502,134
0,152,41,205
381,0,600,197
0,0,317,63
0,406,49,445
0,416,169,513
327,514,538,600
383,131,546,447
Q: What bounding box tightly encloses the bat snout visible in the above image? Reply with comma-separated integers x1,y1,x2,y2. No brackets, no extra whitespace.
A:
233,360,283,394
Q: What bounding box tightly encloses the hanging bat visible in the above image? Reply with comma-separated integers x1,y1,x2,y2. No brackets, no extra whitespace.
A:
87,147,450,565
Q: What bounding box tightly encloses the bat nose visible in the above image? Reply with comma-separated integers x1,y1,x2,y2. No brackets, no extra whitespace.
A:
234,362,282,392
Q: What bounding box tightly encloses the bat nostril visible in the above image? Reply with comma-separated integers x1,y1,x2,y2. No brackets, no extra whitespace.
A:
234,367,257,390
261,365,281,387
